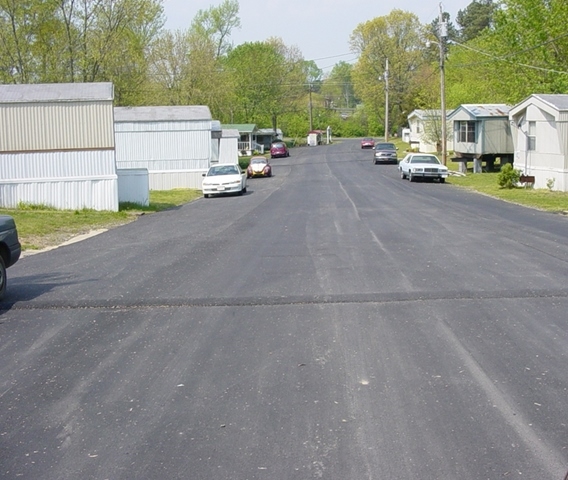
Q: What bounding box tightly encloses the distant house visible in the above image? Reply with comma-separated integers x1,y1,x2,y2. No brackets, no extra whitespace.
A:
448,104,514,173
407,109,454,153
0,82,118,211
114,106,214,190
256,128,283,150
509,94,568,191
222,124,264,155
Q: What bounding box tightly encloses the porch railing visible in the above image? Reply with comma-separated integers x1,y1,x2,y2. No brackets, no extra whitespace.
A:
238,141,264,154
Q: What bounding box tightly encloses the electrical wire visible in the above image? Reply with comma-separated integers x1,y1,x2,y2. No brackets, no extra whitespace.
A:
448,34,568,75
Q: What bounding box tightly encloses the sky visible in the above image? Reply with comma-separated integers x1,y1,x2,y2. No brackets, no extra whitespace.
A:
162,0,474,73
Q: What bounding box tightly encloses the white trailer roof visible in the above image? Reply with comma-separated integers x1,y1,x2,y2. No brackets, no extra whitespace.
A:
114,106,212,122
0,82,114,103
536,94,568,111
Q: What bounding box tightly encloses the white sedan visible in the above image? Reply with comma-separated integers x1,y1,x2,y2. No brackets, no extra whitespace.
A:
398,153,449,183
202,164,247,198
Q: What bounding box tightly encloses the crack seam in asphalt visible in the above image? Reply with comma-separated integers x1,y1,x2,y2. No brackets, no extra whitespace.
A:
2,289,567,311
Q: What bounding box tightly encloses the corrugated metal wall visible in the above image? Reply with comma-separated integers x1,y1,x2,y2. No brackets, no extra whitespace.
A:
557,121,568,170
115,122,211,168
115,120,212,190
219,137,238,164
1,102,114,152
0,150,118,210
117,169,149,206
482,119,513,154
150,171,205,190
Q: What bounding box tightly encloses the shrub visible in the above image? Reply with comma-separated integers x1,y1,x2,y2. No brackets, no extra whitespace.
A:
497,163,521,189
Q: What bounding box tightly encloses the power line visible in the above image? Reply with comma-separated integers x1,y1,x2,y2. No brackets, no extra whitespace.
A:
308,52,354,62
448,35,568,75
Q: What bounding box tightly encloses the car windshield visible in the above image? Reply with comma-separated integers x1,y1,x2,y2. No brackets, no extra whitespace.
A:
271,143,284,149
410,156,441,164
376,143,396,150
251,158,267,165
208,165,239,176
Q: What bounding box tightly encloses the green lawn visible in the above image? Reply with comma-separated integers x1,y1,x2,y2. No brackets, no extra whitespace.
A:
1,189,202,251
447,171,568,213
393,141,568,214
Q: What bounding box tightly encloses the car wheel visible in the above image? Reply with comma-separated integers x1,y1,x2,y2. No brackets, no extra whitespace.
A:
400,170,406,180
440,177,446,183
409,173,414,182
0,256,6,301
204,193,209,198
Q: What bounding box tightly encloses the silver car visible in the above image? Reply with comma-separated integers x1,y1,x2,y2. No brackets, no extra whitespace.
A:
373,142,398,164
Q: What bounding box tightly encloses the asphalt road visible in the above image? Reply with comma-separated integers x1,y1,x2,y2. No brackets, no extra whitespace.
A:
1,140,567,479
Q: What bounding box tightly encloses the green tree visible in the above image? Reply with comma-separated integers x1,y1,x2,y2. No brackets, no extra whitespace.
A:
266,38,310,132
224,40,307,131
456,0,496,42
0,0,60,83
321,61,357,109
441,0,568,106
302,59,322,92
350,9,426,135
0,0,163,103
190,0,240,59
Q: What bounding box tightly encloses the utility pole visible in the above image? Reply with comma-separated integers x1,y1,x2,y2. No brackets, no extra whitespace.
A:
439,3,447,165
384,58,389,142
308,83,313,132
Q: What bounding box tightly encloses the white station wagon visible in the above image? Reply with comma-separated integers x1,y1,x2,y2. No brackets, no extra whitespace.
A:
398,153,449,183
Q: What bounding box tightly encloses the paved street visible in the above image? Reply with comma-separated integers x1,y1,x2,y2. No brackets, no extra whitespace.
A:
1,140,567,479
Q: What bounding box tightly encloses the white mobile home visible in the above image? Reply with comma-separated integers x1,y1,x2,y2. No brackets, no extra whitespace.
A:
449,104,513,173
0,82,118,211
114,106,214,190
407,109,454,153
509,94,568,191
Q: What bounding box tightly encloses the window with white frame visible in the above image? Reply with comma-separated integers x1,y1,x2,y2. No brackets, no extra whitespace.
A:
458,121,476,143
527,121,536,151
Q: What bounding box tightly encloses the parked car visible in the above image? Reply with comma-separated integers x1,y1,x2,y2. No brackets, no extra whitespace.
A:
202,164,247,197
398,153,449,183
0,215,21,300
246,156,272,178
373,142,398,164
361,137,375,149
270,142,289,158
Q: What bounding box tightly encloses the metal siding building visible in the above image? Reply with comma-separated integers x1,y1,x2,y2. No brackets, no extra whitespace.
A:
450,104,513,157
0,83,118,211
114,106,213,190
510,94,568,191
218,129,239,164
